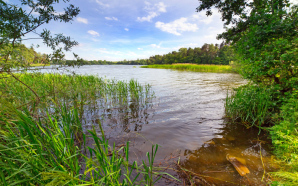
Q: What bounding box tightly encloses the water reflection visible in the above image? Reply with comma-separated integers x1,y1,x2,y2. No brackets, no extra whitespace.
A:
82,94,154,138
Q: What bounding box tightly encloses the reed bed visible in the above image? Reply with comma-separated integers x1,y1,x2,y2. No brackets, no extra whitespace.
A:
141,64,234,73
30,63,50,67
0,73,173,185
0,73,153,118
225,85,275,131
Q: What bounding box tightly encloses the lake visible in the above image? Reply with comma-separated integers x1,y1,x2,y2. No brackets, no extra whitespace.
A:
40,65,276,185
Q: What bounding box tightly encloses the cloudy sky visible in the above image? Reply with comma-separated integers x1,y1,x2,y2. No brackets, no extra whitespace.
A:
12,0,228,61
14,0,291,61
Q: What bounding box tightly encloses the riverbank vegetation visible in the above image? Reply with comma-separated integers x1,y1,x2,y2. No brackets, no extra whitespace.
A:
141,64,234,73
0,73,173,185
197,0,298,184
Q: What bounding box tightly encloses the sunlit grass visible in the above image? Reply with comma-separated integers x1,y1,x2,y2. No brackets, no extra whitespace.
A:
141,64,235,73
30,63,50,67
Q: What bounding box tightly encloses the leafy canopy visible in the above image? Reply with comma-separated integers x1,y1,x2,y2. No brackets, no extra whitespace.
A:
0,0,81,72
197,0,298,93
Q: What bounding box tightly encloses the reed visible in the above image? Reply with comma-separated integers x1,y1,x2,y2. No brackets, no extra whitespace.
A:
0,73,153,118
225,85,275,131
141,64,235,73
0,73,173,185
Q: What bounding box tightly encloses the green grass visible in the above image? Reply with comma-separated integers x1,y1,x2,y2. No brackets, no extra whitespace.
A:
225,84,276,130
0,73,174,185
141,64,235,73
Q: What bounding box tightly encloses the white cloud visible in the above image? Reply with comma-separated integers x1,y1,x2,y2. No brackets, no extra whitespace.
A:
95,0,110,8
137,1,167,22
105,17,118,21
77,17,88,24
124,28,129,31
138,48,143,50
156,2,166,13
88,30,100,37
137,12,158,22
150,44,161,48
155,17,198,36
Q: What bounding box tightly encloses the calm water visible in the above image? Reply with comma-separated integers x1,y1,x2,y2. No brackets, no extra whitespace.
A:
41,65,276,185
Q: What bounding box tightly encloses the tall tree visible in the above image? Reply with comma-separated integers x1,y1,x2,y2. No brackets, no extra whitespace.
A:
197,0,298,93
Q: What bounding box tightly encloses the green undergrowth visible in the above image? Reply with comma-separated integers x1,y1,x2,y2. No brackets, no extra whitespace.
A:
225,85,298,185
270,96,298,185
141,64,235,73
0,73,174,185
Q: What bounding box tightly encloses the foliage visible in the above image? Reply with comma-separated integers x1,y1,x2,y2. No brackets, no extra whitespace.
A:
270,96,298,185
235,6,298,93
141,64,234,73
196,0,293,42
0,43,49,68
197,0,298,93
0,0,81,72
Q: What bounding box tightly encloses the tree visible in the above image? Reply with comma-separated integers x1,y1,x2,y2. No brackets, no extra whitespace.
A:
0,0,81,102
0,0,81,73
197,0,298,93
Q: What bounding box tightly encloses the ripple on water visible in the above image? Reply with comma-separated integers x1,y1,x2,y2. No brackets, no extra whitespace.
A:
40,65,275,185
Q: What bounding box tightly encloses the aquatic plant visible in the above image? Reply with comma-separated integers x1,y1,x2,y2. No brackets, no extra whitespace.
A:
225,84,276,130
0,73,153,118
141,64,235,73
0,73,173,185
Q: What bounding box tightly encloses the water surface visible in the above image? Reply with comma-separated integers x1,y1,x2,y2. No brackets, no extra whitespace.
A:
41,65,276,185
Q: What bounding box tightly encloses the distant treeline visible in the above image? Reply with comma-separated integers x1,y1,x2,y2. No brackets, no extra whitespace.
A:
1,44,49,66
65,43,237,66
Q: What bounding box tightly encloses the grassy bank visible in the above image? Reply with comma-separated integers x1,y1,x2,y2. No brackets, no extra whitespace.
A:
0,73,173,185
30,63,50,67
141,64,235,73
226,85,298,185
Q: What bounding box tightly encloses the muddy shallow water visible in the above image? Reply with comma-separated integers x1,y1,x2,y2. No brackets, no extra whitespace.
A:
41,65,277,185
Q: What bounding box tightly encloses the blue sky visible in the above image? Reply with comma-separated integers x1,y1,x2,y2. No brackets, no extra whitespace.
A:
9,0,271,61
13,0,227,61
13,0,298,61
